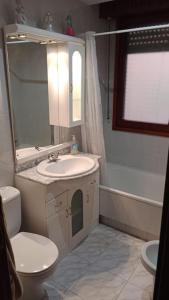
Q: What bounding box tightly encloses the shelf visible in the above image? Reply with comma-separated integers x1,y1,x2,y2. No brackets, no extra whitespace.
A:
4,23,85,45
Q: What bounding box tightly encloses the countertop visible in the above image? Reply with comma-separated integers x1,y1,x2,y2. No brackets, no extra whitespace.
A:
15,153,100,185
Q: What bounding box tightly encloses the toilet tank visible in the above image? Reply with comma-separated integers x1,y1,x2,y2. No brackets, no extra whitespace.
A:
0,186,21,238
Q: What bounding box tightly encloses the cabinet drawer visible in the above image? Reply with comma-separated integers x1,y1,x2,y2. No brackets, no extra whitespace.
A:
47,192,67,217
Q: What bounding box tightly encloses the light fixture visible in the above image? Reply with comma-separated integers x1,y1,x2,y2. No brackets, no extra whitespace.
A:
49,40,57,44
9,35,17,40
40,41,48,45
18,34,27,39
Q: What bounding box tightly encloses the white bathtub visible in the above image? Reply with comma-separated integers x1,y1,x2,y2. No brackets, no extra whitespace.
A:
100,163,165,240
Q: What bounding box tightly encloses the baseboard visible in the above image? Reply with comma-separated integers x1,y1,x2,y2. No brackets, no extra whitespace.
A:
100,215,159,241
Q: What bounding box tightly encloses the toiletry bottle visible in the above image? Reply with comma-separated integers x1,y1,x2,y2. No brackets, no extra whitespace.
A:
71,135,79,155
66,15,75,36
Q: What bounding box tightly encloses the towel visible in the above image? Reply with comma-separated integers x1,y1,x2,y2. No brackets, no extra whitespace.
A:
0,195,23,299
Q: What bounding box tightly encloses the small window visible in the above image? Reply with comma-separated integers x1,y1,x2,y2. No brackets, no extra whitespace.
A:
113,17,169,137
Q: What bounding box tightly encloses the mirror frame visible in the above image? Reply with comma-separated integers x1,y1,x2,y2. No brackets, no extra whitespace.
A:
2,28,17,165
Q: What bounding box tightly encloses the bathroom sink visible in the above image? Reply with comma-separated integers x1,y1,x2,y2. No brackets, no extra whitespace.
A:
37,155,96,178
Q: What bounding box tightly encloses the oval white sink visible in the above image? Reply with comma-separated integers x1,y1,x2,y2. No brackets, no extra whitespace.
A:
37,155,96,178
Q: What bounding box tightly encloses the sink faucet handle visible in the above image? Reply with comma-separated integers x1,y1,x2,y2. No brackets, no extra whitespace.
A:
55,151,59,158
48,152,59,162
35,145,40,151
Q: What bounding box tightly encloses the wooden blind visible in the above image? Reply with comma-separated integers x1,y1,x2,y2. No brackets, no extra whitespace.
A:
128,28,169,53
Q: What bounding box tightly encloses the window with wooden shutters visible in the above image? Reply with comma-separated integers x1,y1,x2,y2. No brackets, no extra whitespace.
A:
113,18,169,137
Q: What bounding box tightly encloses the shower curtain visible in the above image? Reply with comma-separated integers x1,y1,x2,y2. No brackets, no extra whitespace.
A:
81,31,106,180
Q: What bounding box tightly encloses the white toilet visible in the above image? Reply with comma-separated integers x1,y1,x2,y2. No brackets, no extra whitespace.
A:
0,186,59,300
141,240,159,276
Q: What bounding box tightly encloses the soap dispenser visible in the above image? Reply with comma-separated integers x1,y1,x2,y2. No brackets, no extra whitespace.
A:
71,135,79,155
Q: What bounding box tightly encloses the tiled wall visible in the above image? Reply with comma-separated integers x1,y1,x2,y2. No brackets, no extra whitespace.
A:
103,120,169,175
101,33,169,176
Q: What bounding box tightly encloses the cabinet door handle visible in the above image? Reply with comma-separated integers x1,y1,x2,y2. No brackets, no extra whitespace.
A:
86,194,90,203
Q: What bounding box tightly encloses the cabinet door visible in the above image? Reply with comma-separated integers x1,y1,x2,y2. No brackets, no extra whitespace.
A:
68,186,87,250
47,208,69,259
47,43,84,128
85,182,95,232
89,174,100,228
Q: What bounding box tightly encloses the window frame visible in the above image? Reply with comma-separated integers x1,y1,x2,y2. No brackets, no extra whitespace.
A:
113,14,169,137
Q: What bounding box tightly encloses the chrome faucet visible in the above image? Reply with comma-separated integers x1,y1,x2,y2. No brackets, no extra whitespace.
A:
48,152,59,162
35,145,40,151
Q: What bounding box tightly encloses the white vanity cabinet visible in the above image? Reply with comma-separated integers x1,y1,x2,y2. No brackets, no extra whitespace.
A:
15,169,99,259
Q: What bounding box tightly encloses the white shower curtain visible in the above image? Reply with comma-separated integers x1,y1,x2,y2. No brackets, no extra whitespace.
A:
81,31,106,180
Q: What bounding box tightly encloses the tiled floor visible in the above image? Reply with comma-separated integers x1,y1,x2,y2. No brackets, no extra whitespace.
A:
44,224,154,300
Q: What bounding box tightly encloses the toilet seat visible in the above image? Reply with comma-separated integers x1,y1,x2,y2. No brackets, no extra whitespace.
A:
11,232,59,275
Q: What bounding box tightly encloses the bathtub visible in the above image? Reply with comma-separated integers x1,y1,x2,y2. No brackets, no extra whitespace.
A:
100,163,165,240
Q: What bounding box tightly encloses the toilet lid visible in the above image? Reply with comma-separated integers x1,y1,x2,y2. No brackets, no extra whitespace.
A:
11,232,59,274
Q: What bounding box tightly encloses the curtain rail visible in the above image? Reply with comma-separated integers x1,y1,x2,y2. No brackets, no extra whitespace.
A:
94,23,169,37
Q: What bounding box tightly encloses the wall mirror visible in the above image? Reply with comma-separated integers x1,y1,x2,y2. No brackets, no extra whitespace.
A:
4,24,84,163
5,37,54,162
8,42,53,147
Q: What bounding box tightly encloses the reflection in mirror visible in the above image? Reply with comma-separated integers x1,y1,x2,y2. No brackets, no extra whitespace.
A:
6,41,53,159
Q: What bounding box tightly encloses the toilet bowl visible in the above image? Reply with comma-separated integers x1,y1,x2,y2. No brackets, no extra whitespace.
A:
0,186,59,300
141,240,159,276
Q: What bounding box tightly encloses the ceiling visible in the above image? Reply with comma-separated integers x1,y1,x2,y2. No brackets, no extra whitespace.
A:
81,0,112,5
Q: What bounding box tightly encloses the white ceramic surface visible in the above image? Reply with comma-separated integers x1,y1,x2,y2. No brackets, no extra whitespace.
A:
100,187,162,241
0,186,21,237
11,232,59,274
141,240,159,276
1,185,59,300
37,154,96,178
0,185,20,202
102,162,165,202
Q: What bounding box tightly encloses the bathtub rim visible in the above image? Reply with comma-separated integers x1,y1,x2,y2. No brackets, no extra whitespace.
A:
100,184,163,208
